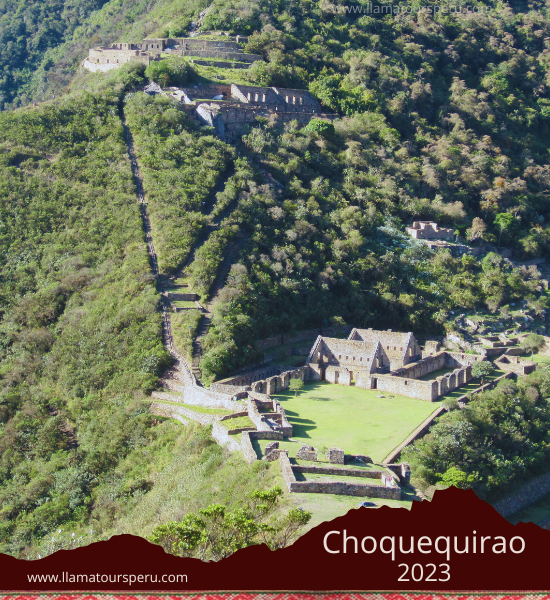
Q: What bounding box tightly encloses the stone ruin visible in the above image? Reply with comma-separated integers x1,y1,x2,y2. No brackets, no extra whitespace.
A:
327,447,345,465
296,445,318,461
305,328,484,401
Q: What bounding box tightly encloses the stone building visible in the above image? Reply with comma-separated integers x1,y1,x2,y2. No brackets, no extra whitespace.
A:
306,329,422,387
406,221,454,240
87,47,158,67
305,328,483,401
348,328,421,370
230,84,322,112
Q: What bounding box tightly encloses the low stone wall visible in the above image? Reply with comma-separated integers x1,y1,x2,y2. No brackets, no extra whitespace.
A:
212,421,241,453
240,431,257,464
292,465,384,479
279,453,401,499
219,411,249,421
166,292,198,301
279,451,297,489
289,480,401,499
382,406,447,464
492,470,550,517
225,426,256,435
190,59,250,69
494,355,537,375
376,374,439,401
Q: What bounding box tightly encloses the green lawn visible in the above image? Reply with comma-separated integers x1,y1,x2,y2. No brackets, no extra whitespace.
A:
291,486,419,530
220,415,255,430
532,353,550,365
173,300,199,308
272,382,440,462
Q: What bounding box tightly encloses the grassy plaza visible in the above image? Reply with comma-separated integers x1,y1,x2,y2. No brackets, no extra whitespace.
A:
272,381,440,462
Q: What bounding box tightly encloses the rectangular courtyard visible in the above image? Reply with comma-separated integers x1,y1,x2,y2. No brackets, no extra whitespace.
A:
272,381,440,462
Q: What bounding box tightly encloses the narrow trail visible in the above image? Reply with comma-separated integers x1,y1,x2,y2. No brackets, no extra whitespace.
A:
120,105,195,386
160,161,247,379
121,106,250,384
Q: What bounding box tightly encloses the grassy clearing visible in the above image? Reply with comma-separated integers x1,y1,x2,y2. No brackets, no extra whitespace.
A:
272,382,439,462
220,415,255,430
191,64,253,86
532,353,550,365
291,487,419,530
173,300,200,308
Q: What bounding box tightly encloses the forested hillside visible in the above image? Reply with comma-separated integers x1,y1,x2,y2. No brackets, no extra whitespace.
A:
0,71,283,557
3,0,550,554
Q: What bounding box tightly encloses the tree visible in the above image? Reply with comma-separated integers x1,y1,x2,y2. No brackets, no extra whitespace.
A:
520,333,546,358
494,212,515,246
149,486,311,560
471,360,495,383
304,118,335,137
466,217,487,242
289,378,304,396
437,466,475,490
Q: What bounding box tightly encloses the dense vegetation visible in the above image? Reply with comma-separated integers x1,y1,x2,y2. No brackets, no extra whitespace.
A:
124,92,234,274
149,486,311,559
402,369,550,502
4,0,550,551
0,77,284,557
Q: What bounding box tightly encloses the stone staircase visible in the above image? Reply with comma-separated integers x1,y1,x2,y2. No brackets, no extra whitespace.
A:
190,238,245,377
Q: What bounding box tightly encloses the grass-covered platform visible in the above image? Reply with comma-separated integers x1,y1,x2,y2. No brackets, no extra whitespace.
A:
272,382,440,462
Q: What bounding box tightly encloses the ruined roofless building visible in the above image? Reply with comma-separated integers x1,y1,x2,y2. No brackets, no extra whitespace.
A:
87,47,158,67
406,221,454,240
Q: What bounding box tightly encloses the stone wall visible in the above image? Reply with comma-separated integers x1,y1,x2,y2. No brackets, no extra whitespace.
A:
494,355,537,375
88,48,155,66
166,292,198,301
240,431,257,464
387,463,412,484
492,470,550,517
446,351,485,366
210,365,284,392
289,480,402,499
406,221,454,240
279,451,296,489
293,465,384,479
242,430,287,464
212,421,242,453
376,374,440,401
